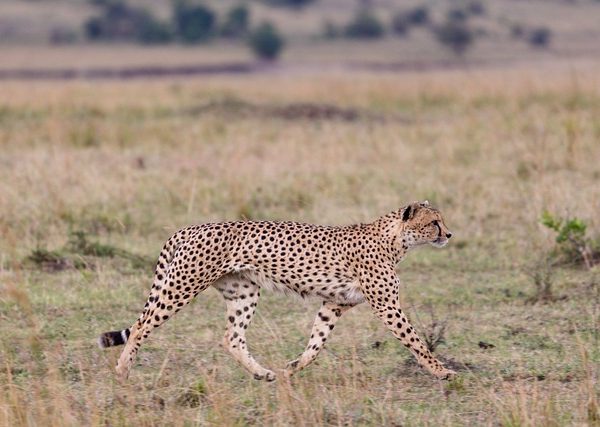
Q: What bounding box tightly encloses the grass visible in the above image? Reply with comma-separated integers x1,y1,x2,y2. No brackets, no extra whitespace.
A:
1,62,600,425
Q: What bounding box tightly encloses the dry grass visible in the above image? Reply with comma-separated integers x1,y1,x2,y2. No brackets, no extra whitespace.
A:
1,62,600,426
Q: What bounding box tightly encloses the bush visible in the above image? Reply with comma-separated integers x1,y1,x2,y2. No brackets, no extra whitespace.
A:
391,12,410,36
434,21,474,55
344,9,385,39
528,27,551,48
84,1,170,43
173,1,216,43
136,12,173,44
541,211,597,269
405,6,429,26
84,16,104,40
248,22,284,60
220,4,250,39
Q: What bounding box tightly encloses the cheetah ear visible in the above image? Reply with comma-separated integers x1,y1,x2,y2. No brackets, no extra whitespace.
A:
402,202,422,221
421,200,430,207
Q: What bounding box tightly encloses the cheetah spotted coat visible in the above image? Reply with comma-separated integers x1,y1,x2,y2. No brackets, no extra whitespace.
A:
99,201,456,381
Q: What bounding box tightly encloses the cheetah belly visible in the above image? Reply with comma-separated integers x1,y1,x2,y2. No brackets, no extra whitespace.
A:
238,268,365,305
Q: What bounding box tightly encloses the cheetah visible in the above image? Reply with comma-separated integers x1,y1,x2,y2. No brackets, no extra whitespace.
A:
99,201,456,381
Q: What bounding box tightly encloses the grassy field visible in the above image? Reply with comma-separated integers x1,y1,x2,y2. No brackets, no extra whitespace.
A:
1,62,600,426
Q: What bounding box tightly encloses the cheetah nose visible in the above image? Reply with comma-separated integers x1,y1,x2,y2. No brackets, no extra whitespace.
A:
446,232,453,239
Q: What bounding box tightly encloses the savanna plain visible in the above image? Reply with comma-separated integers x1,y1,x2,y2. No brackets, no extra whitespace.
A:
1,63,600,426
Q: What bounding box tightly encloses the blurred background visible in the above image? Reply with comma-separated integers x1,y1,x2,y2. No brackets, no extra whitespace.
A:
1,0,600,74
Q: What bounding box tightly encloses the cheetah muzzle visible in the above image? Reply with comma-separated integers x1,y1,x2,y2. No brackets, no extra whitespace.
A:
99,200,457,382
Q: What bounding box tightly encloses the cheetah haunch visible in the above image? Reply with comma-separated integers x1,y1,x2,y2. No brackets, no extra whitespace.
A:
99,201,456,381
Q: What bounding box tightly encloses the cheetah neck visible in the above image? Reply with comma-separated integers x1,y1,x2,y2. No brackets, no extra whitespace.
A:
370,214,411,264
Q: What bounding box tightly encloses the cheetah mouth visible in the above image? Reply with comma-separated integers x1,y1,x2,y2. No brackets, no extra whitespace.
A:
431,238,448,248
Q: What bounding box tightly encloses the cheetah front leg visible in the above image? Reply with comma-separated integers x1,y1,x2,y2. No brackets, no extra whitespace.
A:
284,302,353,377
361,269,456,380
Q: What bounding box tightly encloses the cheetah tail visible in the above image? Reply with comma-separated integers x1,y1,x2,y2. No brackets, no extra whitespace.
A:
97,328,131,348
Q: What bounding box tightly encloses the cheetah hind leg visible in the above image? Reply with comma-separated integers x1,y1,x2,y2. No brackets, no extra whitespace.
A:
214,275,276,382
115,275,214,382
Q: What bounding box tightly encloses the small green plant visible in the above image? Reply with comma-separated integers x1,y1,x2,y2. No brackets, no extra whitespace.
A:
541,211,595,269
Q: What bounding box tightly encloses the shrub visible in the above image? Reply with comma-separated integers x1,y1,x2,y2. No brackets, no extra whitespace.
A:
344,9,385,39
173,1,216,43
525,258,557,304
434,21,474,55
248,22,284,60
528,27,552,48
136,13,173,44
220,4,250,39
84,1,170,43
84,16,104,40
541,211,597,269
405,6,429,26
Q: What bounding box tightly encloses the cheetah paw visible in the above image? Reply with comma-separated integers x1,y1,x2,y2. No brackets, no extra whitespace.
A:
437,368,457,380
253,370,276,382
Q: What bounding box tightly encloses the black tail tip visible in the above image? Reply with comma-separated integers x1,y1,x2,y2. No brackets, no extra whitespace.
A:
98,329,130,348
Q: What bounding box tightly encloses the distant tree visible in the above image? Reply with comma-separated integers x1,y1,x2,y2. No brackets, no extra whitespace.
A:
405,6,429,26
84,16,104,39
528,27,552,48
137,13,173,44
434,21,474,56
220,4,250,39
391,11,410,36
173,1,216,43
344,9,385,39
84,1,170,43
248,22,284,60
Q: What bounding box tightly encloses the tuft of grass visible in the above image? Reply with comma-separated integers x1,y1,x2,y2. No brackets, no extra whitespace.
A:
25,231,152,272
525,258,558,304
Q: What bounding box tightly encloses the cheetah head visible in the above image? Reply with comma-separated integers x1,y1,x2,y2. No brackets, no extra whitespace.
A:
400,201,453,248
